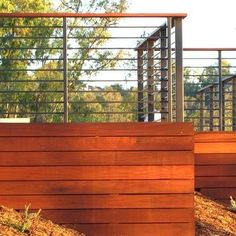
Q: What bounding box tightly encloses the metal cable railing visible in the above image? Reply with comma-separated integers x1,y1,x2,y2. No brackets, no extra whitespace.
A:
184,48,236,131
0,13,186,123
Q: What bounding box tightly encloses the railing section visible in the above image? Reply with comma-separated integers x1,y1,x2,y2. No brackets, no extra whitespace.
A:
0,13,186,123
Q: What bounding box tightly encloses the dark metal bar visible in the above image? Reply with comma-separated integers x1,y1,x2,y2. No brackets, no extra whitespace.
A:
167,17,173,122
199,92,204,131
147,40,155,121
233,77,236,131
222,81,225,131
137,49,144,122
175,18,184,122
218,50,223,130
63,17,68,123
160,25,168,122
209,87,214,131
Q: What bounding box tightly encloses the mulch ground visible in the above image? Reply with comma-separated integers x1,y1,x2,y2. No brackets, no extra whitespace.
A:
195,192,236,235
0,192,236,235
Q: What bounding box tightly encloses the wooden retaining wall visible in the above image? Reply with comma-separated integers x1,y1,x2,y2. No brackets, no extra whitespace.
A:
0,123,194,236
195,132,236,204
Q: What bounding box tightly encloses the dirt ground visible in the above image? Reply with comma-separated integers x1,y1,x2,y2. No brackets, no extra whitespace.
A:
195,192,236,235
0,192,236,236
0,206,84,236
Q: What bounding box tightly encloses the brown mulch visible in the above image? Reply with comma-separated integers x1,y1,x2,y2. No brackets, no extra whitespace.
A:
0,206,84,236
195,192,236,235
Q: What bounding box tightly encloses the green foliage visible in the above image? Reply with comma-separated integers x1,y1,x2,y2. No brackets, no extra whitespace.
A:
0,0,133,122
0,204,41,233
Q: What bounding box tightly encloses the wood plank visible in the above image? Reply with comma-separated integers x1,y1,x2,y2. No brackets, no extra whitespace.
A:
67,223,194,236
41,209,194,224
196,177,236,188
195,153,236,165
0,180,194,195
0,123,193,137
0,136,193,151
0,194,194,209
195,143,236,153
0,151,194,166
195,132,236,143
195,165,236,176
200,188,236,199
0,166,194,180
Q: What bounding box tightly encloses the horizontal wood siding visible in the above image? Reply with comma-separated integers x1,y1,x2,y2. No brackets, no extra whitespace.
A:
0,123,194,236
195,132,236,204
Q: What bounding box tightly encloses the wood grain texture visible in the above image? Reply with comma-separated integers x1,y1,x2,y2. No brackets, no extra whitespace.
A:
195,132,236,205
0,151,194,166
0,194,194,209
200,188,236,199
0,123,193,137
0,166,194,180
0,136,193,151
67,223,194,236
0,123,194,235
41,209,194,223
0,180,194,195
195,165,236,177
195,153,236,165
196,177,236,188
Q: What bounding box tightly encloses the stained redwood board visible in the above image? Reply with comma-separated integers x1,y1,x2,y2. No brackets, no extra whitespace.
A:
195,132,236,205
0,136,193,151
0,123,194,235
40,209,194,224
66,223,194,236
0,166,194,180
195,165,236,177
0,123,193,137
195,132,236,143
196,177,236,188
0,151,193,166
200,188,236,199
195,153,236,165
0,194,194,209
195,143,236,153
0,180,193,195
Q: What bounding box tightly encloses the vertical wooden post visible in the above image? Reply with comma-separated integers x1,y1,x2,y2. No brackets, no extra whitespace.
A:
147,40,155,121
160,26,168,122
232,77,236,130
137,49,144,122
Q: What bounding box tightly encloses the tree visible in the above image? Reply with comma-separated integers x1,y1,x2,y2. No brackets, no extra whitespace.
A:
0,0,129,122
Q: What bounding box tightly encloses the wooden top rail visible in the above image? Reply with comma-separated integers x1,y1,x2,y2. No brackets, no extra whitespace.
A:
0,12,187,18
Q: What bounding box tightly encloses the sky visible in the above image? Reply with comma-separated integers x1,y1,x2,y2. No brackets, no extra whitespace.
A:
129,0,236,48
